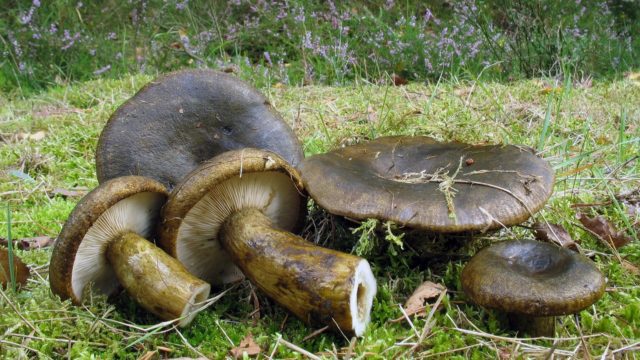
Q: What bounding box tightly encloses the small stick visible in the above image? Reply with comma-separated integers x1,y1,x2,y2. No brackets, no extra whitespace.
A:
278,338,321,360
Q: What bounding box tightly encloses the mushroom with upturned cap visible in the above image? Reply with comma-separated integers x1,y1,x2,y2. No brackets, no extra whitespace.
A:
49,176,210,327
159,148,377,336
299,136,555,232
96,69,304,189
461,239,606,336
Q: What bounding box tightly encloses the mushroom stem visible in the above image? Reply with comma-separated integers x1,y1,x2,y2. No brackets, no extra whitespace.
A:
106,232,211,327
508,314,555,337
220,208,376,336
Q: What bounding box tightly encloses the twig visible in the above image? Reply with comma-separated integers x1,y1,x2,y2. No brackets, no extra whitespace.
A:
279,338,321,360
302,326,329,342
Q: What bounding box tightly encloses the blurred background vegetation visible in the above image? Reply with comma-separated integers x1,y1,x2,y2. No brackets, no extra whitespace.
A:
1,0,639,93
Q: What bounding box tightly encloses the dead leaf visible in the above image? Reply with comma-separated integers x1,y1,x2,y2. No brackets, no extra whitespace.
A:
453,87,472,97
229,333,261,359
137,351,157,360
622,260,639,276
15,131,46,141
624,71,640,82
391,73,408,86
532,222,578,251
1,236,54,250
0,247,30,289
19,236,55,250
577,213,633,249
404,281,446,317
50,187,88,199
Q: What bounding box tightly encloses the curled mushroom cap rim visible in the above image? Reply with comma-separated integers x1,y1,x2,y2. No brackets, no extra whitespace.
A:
49,175,168,303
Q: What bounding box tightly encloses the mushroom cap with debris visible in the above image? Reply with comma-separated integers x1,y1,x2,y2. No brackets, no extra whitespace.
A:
96,69,304,189
299,136,555,232
461,239,606,316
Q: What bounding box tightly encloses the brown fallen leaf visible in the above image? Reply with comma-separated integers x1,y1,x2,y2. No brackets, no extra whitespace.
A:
229,333,261,359
453,87,472,97
0,247,30,289
532,221,578,251
391,73,408,86
50,187,88,199
404,281,446,317
624,71,640,82
15,131,46,141
19,236,55,250
622,259,639,276
137,350,157,360
0,236,54,250
577,213,633,249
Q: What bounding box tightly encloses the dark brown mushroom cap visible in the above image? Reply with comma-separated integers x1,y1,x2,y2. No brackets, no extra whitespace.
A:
158,148,306,285
461,240,606,316
0,247,30,289
96,69,304,189
299,136,555,232
49,176,167,304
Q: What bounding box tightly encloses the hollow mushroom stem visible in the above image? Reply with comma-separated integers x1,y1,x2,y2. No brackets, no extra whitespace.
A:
106,232,211,327
507,314,555,337
221,208,376,336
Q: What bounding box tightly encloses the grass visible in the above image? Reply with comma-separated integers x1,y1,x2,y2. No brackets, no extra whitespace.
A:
0,72,639,358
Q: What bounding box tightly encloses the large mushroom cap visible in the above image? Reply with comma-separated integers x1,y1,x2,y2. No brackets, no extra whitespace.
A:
159,148,306,285
96,69,304,189
299,136,555,232
49,176,167,303
461,240,606,316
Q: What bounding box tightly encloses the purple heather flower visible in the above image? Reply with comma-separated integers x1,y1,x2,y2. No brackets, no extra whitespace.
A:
264,51,272,66
176,0,188,10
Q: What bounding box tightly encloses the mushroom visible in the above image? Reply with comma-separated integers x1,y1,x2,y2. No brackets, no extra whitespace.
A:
96,69,304,189
461,239,606,336
159,149,377,336
49,176,210,327
0,247,30,289
298,136,555,232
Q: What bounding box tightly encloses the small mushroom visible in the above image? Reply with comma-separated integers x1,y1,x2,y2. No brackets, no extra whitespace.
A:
96,69,304,189
49,176,210,327
299,136,555,232
461,239,606,336
0,247,30,289
159,149,377,336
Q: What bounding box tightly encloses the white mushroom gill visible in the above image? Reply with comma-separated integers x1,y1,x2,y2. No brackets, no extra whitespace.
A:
71,192,164,300
176,171,301,284
350,260,377,336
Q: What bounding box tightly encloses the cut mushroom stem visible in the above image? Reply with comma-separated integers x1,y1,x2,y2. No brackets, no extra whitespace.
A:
106,232,211,326
507,314,555,337
49,176,211,327
221,208,376,336
159,149,378,336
